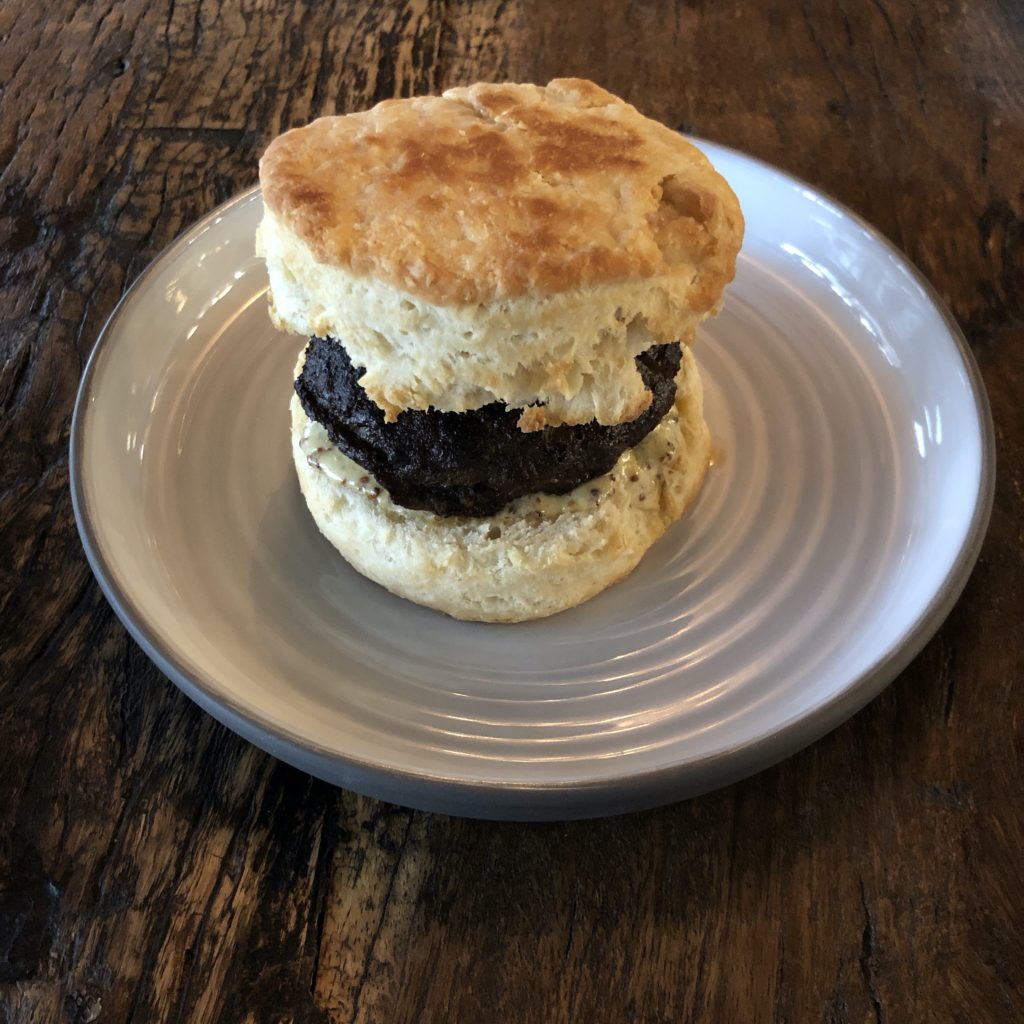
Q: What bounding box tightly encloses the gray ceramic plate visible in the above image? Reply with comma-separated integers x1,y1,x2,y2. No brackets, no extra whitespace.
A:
71,143,994,820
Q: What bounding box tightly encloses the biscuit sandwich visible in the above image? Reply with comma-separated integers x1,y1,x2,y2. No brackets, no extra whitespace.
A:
256,79,743,622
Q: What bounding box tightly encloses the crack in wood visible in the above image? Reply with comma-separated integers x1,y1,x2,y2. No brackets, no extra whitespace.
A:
561,879,579,965
867,0,899,45
940,635,958,725
136,125,255,144
801,0,854,114
858,877,887,1024
308,800,338,996
346,812,416,1024
432,0,449,93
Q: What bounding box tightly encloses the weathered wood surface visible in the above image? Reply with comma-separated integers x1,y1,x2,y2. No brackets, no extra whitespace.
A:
1,1,1021,1021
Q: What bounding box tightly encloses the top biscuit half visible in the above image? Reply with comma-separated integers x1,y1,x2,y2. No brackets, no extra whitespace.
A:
257,79,744,429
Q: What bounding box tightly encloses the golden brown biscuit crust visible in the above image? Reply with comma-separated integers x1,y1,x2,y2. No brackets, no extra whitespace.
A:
260,79,743,306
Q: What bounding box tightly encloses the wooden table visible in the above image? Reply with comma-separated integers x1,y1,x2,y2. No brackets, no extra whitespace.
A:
2,2,1021,1020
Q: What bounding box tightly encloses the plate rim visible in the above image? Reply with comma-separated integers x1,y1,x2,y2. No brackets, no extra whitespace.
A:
69,143,996,819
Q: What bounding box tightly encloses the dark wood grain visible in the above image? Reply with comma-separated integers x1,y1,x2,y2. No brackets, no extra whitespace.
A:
1,1,1022,1021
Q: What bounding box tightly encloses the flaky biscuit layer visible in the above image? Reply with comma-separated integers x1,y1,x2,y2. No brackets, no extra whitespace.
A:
258,79,743,426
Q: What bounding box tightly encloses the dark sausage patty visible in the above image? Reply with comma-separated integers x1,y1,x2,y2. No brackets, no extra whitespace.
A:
295,337,681,517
